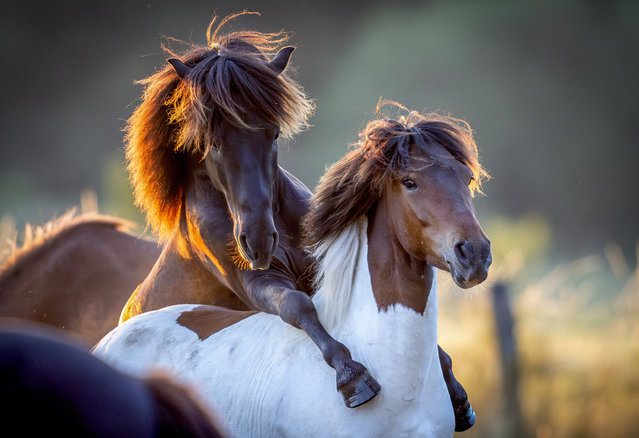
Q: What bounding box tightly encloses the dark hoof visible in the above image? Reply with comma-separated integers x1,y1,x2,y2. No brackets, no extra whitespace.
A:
338,369,381,408
454,400,476,432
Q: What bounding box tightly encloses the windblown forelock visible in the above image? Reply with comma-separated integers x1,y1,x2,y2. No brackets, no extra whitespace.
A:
167,39,313,155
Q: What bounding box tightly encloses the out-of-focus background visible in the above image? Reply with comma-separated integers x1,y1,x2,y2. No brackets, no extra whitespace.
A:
1,1,637,436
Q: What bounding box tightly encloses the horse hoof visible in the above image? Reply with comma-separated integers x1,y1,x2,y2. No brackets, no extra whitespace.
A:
454,400,476,432
338,369,381,408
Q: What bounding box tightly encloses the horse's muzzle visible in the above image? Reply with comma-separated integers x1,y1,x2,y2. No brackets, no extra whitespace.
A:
238,230,279,270
449,239,492,288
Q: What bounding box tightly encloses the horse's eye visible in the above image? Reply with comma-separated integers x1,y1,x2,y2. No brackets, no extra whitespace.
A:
208,142,220,156
468,176,475,186
274,130,280,140
402,178,417,190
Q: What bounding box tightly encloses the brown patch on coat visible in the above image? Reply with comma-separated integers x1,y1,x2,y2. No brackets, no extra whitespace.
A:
177,306,257,340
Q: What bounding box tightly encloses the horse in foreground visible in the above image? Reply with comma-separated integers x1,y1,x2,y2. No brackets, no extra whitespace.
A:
0,319,224,437
94,104,491,437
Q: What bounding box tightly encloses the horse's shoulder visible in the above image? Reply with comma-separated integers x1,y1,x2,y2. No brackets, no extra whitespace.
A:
176,305,257,340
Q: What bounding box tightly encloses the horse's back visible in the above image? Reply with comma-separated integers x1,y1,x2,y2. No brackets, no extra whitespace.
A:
0,214,161,344
94,304,330,436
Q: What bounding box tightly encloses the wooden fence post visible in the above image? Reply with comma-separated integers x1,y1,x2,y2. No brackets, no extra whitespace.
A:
491,281,527,437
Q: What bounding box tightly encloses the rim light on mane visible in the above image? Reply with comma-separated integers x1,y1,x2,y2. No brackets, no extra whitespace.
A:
126,12,314,239
0,208,134,273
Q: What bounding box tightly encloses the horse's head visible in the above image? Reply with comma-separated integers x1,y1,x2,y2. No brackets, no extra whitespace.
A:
200,112,280,270
304,102,491,289
166,46,300,269
126,13,313,270
386,139,491,288
376,108,491,288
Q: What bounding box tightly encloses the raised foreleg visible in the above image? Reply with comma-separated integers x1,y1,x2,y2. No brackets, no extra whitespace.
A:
247,277,380,408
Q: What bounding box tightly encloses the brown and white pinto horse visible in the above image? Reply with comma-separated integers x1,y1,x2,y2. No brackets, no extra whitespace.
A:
0,211,160,345
0,319,224,437
94,103,491,437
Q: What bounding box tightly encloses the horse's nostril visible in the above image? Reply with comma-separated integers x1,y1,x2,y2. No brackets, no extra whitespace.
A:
454,239,471,266
239,233,248,251
240,230,277,266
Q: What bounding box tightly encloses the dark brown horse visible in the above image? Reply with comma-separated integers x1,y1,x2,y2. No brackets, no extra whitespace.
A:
0,319,224,437
119,13,386,408
0,211,160,345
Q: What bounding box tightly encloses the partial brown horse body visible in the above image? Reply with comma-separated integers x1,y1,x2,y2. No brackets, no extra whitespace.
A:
0,212,160,345
0,319,225,437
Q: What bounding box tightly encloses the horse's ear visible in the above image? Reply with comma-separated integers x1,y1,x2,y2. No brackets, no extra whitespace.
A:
167,58,192,79
268,46,295,74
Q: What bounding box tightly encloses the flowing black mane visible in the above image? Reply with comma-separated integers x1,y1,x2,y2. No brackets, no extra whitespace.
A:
303,101,488,248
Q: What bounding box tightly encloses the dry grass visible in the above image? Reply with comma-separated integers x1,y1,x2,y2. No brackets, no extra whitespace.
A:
438,238,639,438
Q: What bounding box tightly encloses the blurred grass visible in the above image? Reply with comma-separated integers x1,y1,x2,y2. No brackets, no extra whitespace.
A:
438,217,639,437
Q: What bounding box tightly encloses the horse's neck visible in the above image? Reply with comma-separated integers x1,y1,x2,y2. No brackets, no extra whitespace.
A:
142,165,238,295
273,166,313,223
177,171,235,267
312,217,439,359
367,199,434,315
